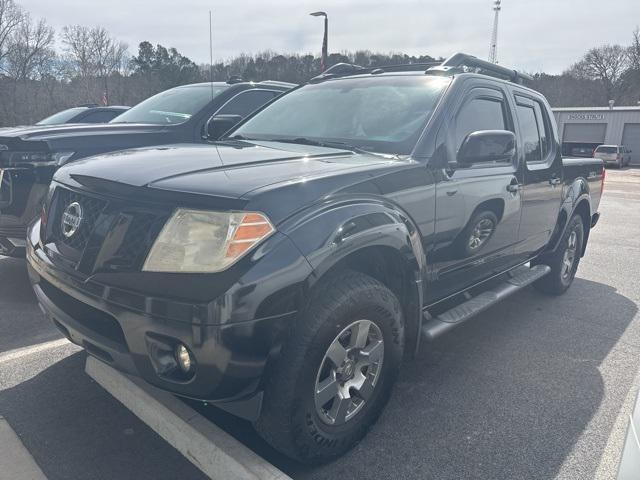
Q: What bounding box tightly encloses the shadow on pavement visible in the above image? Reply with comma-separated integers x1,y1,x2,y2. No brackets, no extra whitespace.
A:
199,278,639,480
0,256,62,352
1,277,637,480
0,351,208,480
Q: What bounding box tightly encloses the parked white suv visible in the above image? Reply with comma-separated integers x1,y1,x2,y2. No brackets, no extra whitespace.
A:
594,145,631,168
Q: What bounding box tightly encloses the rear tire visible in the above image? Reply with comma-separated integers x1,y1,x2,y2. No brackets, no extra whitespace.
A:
254,270,404,464
533,214,584,295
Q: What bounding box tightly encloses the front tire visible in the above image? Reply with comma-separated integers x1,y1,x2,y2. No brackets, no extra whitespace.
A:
533,214,584,295
255,270,404,464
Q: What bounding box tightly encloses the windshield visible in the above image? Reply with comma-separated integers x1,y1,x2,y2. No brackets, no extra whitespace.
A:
112,85,228,125
232,75,450,155
37,108,86,125
595,146,617,154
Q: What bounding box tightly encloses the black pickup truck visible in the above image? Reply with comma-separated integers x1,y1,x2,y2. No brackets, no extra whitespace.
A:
0,79,294,256
26,54,604,463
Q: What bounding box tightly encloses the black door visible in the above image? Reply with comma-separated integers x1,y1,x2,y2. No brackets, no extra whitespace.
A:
426,86,522,303
511,93,563,258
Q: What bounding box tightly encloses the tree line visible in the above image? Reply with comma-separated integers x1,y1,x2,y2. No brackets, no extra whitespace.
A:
1,0,639,127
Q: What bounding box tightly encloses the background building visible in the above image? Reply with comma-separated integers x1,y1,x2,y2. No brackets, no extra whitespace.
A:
553,107,640,164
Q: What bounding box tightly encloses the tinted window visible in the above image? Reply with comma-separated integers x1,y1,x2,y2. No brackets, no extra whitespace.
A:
81,110,121,123
233,76,450,155
218,90,279,116
36,107,86,125
112,85,228,125
532,101,551,158
455,98,506,151
516,104,542,163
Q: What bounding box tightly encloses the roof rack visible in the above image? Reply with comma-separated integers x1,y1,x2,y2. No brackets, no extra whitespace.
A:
226,75,244,84
426,53,533,84
258,80,297,88
308,53,533,85
309,61,440,83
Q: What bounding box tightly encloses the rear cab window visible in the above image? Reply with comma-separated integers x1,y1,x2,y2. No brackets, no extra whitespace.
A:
595,146,617,154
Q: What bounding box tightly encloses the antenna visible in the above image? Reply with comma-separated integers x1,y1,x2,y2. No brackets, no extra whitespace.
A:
209,10,214,99
488,0,501,64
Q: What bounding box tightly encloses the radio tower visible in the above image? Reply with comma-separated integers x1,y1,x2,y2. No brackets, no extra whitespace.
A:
488,0,501,64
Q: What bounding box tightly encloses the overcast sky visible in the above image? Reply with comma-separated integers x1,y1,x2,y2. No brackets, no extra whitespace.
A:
18,0,640,74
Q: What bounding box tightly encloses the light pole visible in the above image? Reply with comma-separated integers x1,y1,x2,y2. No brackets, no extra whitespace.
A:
310,11,328,72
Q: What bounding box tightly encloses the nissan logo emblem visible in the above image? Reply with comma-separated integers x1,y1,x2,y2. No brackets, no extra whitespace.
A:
61,202,83,238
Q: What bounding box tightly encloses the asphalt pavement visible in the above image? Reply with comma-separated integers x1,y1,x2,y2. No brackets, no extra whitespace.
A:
1,167,639,480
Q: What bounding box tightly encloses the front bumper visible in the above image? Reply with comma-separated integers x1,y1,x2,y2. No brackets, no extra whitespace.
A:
27,222,312,420
0,167,52,257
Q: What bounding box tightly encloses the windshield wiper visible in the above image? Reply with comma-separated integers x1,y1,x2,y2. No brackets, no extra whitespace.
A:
265,137,368,154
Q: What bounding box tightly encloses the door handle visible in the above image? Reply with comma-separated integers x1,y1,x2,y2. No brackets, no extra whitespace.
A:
446,189,458,196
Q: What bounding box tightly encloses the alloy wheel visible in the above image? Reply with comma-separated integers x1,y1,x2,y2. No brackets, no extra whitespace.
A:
561,230,578,280
314,319,384,426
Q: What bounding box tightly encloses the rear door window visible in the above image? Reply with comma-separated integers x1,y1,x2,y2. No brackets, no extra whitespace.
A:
218,90,280,117
515,104,542,163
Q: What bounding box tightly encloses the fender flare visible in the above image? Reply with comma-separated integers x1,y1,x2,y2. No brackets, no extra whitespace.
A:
281,198,427,355
547,177,592,255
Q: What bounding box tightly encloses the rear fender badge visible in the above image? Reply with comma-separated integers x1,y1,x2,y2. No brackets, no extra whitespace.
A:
61,202,83,238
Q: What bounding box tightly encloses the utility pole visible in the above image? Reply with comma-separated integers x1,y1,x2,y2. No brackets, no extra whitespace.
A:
310,12,328,72
488,0,501,64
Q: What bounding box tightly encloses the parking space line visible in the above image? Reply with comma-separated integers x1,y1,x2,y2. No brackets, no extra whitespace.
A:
0,416,48,480
0,338,69,364
85,356,292,480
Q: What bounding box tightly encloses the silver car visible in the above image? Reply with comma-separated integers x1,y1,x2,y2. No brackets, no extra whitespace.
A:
594,145,632,168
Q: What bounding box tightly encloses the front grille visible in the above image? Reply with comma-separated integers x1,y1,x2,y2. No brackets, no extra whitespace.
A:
53,189,107,252
103,211,169,271
48,187,169,273
0,225,26,238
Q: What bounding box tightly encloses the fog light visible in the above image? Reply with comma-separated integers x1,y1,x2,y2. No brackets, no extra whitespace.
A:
175,344,193,373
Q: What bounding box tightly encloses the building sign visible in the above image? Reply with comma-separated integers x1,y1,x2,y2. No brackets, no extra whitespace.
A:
567,113,606,121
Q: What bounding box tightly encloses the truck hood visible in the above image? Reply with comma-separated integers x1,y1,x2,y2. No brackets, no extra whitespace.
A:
56,140,404,205
0,123,171,156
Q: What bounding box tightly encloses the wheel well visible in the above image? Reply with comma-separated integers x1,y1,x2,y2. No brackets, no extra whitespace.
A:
573,199,591,255
472,198,505,223
320,246,421,355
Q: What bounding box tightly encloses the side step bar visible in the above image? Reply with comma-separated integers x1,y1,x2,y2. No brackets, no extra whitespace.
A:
421,264,550,341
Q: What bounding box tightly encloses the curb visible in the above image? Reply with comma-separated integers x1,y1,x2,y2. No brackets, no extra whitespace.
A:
85,356,291,480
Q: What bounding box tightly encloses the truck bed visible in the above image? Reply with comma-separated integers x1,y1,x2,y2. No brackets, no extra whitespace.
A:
562,157,604,214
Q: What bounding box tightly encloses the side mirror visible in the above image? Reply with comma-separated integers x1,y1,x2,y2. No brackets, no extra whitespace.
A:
205,114,243,140
457,130,516,166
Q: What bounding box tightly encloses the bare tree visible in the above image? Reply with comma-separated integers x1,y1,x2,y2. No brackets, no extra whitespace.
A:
61,25,128,103
0,0,22,72
4,14,54,81
61,25,95,79
629,27,640,71
569,44,631,102
90,26,128,103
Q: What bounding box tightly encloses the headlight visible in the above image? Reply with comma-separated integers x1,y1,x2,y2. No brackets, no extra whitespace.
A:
0,151,74,167
142,209,275,273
